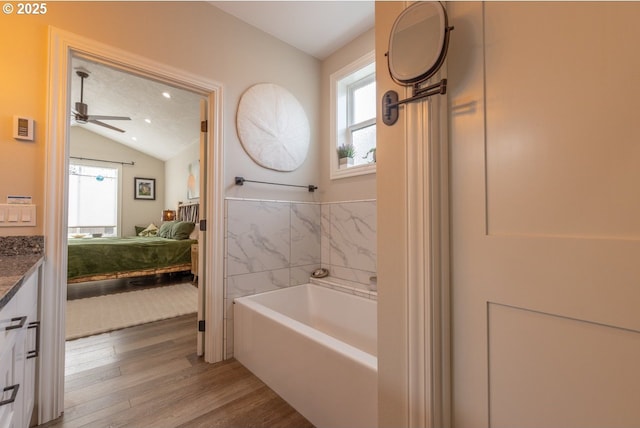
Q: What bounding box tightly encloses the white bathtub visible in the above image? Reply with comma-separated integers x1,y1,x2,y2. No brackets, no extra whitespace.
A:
233,283,378,428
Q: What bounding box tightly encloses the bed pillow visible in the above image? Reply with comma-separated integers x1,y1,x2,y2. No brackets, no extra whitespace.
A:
135,225,146,236
138,223,158,237
170,221,196,240
157,221,175,238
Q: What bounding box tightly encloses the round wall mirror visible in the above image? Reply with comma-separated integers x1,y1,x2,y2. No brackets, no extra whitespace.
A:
387,1,450,85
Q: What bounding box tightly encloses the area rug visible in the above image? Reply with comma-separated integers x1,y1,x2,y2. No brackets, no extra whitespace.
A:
66,283,198,340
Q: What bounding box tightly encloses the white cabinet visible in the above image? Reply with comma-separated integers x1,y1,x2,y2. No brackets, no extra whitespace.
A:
0,267,39,428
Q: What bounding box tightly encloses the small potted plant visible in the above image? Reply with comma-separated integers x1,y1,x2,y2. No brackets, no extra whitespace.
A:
337,143,356,169
362,147,376,163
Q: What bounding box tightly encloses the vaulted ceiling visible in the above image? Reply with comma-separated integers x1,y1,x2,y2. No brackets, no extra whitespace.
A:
69,2,374,161
70,57,204,161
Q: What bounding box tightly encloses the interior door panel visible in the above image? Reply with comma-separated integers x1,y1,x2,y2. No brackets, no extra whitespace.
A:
448,3,640,427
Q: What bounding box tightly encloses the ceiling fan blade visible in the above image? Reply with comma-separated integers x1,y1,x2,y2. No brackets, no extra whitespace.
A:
88,119,126,133
87,115,131,121
72,71,129,132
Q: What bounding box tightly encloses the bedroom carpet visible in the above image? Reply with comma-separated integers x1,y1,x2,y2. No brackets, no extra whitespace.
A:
66,283,198,340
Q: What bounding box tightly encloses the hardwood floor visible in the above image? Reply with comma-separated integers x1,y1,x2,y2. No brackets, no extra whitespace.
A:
38,314,314,428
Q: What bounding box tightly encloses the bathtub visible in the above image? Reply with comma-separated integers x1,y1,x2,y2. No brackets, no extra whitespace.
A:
233,282,377,428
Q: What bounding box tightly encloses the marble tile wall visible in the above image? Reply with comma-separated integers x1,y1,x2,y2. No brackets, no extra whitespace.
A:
224,198,321,358
224,198,377,359
321,200,377,287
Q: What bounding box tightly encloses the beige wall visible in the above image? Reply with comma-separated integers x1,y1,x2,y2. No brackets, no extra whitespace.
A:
70,127,165,236
319,27,376,202
0,14,48,236
165,142,200,211
0,1,322,237
375,2,409,426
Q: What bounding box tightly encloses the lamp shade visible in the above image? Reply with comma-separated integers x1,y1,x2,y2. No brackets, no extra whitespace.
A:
162,209,176,222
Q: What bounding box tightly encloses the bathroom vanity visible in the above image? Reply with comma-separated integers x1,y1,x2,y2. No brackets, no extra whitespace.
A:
0,252,43,428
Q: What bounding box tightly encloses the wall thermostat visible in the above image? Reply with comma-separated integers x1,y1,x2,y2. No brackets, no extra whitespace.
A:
13,116,34,141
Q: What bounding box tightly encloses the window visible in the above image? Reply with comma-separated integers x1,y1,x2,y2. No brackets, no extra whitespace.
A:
68,162,121,237
330,51,376,179
348,73,376,167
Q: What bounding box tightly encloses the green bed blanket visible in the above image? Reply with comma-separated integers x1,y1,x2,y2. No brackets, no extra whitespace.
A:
67,236,196,281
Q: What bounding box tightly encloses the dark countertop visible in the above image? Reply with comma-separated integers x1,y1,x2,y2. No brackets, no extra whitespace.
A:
0,254,44,310
0,235,45,310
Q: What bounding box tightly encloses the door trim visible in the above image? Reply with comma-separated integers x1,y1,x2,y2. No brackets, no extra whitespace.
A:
405,80,451,428
43,26,225,423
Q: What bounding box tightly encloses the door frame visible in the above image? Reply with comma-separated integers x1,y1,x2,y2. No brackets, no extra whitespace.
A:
375,2,451,427
41,26,225,423
404,82,451,428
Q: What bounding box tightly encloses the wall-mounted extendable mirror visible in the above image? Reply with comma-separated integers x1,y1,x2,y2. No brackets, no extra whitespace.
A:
382,1,453,126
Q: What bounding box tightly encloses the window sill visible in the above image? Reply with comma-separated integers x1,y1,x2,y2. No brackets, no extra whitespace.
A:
330,163,376,180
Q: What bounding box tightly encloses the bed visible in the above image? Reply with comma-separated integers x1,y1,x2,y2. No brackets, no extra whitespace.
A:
67,220,197,284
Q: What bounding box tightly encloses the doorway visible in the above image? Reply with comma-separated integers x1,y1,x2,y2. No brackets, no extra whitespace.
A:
65,54,204,340
42,28,225,423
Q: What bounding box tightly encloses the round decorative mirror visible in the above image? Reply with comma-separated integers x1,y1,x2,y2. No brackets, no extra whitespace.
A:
382,1,453,126
236,83,310,171
388,1,450,85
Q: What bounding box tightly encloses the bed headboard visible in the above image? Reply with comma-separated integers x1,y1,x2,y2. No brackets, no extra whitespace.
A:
177,202,199,223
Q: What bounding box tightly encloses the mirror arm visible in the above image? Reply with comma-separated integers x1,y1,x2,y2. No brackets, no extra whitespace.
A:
382,79,447,126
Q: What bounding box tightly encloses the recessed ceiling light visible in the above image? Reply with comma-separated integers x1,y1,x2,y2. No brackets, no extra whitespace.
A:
132,137,137,141
162,92,171,99
144,118,151,124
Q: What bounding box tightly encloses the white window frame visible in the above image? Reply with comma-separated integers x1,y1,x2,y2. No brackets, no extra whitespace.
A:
330,50,376,180
68,159,123,237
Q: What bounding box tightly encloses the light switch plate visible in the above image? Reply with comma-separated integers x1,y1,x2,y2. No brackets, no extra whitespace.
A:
0,204,36,227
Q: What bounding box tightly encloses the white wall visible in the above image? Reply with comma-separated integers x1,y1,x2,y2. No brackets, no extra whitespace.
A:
69,127,165,236
320,28,376,203
165,141,200,210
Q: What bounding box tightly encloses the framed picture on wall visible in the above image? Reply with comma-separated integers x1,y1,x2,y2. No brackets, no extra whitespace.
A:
187,160,200,200
134,177,156,200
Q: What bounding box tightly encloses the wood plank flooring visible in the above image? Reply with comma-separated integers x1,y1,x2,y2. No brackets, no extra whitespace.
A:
37,313,314,428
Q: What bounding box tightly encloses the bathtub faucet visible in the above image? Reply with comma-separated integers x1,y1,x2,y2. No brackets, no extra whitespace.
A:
368,276,377,292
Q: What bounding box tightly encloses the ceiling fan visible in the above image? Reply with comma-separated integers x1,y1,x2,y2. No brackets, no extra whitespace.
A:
72,70,131,133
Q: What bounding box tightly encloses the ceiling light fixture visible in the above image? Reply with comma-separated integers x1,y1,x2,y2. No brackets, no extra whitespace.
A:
132,137,137,141
162,92,171,99
145,118,151,124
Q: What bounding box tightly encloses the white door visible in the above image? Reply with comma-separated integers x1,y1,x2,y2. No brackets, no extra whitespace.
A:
197,98,207,356
448,3,640,427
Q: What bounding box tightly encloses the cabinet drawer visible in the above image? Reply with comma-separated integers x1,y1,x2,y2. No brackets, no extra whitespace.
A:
0,274,37,352
0,297,21,355
0,325,20,428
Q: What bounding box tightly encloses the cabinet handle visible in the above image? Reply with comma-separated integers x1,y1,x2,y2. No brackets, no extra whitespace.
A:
5,316,27,331
0,384,19,406
27,321,40,359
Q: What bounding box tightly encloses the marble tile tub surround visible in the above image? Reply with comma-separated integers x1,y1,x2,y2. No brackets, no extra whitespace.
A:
225,198,377,297
321,200,377,286
224,198,377,359
225,198,321,358
226,199,321,286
